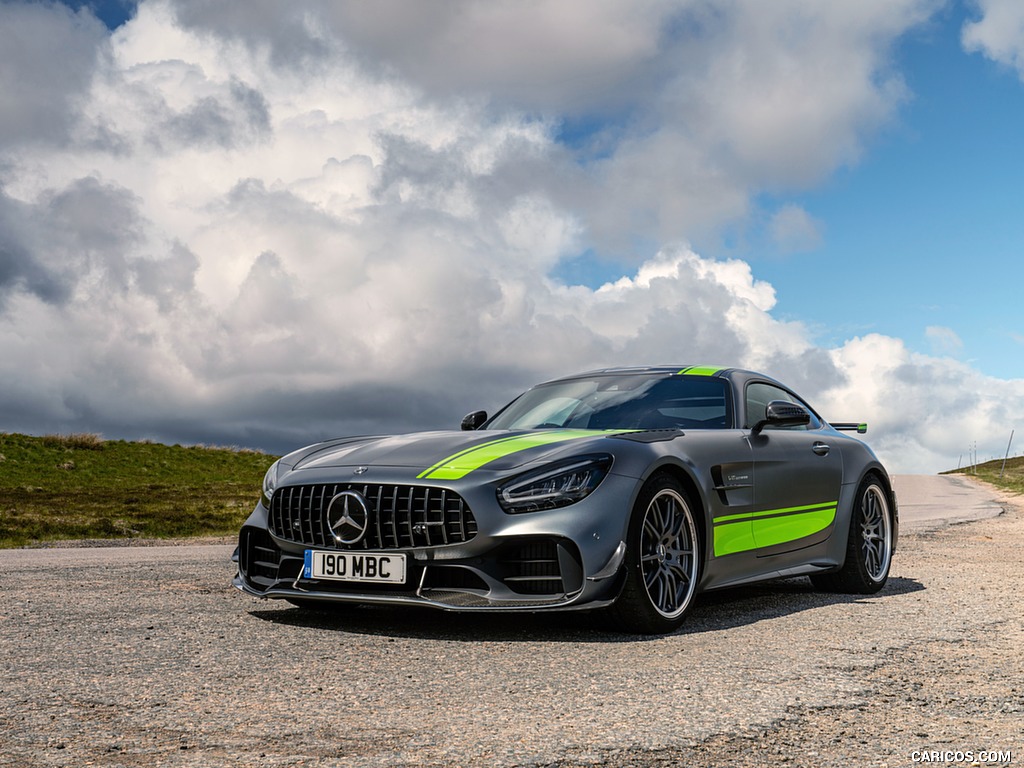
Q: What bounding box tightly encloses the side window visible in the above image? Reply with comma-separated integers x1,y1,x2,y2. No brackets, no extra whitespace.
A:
745,382,821,431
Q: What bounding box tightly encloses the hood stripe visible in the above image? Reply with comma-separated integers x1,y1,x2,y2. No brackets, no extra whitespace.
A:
418,430,631,481
677,365,723,376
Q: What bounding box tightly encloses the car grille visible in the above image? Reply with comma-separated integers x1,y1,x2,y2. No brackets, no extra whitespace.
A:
269,483,478,550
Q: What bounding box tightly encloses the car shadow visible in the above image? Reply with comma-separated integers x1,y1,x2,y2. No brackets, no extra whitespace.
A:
247,575,924,643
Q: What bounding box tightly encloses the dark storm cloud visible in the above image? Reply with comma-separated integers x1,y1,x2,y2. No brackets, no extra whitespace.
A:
169,0,333,68
45,176,144,255
162,96,238,148
44,380,484,457
159,79,271,150
0,1,107,146
133,241,199,312
0,176,152,310
230,80,272,134
40,176,146,296
0,240,69,306
3,0,1020,474
0,189,71,306
315,1,673,115
161,1,673,113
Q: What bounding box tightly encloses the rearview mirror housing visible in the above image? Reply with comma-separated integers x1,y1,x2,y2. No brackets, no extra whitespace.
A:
461,410,488,431
751,400,811,435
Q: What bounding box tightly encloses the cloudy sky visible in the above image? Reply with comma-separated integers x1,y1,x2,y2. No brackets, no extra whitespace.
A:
2,0,1023,473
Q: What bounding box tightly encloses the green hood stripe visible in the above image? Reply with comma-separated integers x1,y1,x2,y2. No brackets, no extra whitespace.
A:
419,430,631,481
677,365,723,376
418,432,529,479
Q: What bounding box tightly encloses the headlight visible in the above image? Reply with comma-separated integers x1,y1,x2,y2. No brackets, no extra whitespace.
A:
497,454,613,514
261,460,281,508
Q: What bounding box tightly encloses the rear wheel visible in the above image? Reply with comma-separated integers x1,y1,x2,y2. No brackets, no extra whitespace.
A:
811,474,893,593
608,474,701,634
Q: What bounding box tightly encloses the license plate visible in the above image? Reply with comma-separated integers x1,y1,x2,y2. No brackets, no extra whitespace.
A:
303,550,407,584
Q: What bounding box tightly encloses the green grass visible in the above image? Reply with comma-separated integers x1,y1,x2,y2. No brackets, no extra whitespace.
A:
944,455,1024,496
0,432,277,548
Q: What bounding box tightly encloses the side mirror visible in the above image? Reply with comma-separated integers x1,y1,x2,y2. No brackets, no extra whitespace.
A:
751,400,811,435
461,410,488,431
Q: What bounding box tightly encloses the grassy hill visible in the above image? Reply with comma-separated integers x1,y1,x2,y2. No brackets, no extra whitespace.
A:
0,433,276,548
4,431,1020,550
943,455,1024,495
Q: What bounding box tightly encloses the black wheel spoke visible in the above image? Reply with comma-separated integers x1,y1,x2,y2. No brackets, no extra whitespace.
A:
638,487,698,620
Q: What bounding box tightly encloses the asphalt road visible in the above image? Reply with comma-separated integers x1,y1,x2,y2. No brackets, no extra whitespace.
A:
892,473,1005,528
1,476,1021,768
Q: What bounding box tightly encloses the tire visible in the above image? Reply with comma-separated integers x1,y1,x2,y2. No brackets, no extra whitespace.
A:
607,474,702,634
811,474,893,594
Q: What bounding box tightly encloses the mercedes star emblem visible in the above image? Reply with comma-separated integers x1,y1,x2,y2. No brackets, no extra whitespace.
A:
326,490,371,545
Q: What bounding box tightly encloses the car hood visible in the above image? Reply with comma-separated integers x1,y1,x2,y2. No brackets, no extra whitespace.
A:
284,429,629,481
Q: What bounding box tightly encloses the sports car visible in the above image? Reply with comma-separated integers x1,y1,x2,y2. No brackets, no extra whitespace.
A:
233,366,897,633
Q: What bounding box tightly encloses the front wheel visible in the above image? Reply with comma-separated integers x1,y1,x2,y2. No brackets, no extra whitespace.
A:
607,474,702,634
811,474,893,594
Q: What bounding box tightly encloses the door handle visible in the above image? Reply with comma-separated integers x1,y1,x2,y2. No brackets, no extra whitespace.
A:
812,441,831,457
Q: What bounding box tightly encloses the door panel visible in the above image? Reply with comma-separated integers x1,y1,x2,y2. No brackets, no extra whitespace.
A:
709,461,756,556
749,430,843,552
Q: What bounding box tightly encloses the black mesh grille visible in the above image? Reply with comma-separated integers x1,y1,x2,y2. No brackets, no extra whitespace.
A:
239,527,282,589
498,540,564,595
268,483,477,550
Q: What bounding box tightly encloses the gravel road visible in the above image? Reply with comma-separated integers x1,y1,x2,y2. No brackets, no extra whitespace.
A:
1,476,1021,768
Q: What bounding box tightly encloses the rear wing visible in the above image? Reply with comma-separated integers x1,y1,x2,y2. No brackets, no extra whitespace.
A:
831,422,868,434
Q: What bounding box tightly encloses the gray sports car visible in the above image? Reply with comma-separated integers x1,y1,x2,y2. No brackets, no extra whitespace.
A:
233,366,897,633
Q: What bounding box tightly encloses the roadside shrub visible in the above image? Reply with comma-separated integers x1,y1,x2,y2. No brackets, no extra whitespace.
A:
41,433,106,451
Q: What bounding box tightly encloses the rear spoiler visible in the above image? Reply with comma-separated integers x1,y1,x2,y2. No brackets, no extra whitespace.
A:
831,422,868,434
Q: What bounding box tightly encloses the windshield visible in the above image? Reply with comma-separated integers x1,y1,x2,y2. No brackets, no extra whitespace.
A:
487,374,731,430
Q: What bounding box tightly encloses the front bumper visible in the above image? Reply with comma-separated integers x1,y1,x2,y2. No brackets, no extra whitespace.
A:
232,472,637,612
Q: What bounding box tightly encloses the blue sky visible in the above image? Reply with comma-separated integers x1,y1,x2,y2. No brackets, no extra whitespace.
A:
2,0,1023,472
750,4,1024,380
555,2,1024,380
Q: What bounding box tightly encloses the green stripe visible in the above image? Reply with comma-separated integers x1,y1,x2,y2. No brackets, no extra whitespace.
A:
677,365,723,377
418,430,631,481
714,520,757,557
714,500,838,556
418,433,528,479
753,506,836,550
715,501,837,524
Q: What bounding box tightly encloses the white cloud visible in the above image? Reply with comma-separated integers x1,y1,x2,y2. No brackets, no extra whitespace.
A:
820,334,1024,474
963,0,1024,78
769,204,824,253
925,325,964,356
150,0,944,250
0,0,1020,474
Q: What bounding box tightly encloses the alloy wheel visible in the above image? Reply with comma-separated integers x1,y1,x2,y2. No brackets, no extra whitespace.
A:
859,483,892,582
639,488,699,618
